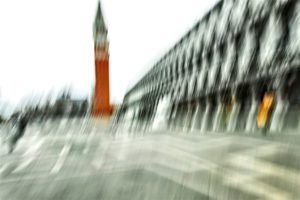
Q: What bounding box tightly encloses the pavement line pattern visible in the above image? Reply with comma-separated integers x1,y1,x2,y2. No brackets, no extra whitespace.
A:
50,144,71,174
219,144,296,200
6,138,45,174
12,157,35,174
225,176,291,200
23,138,45,156
1,122,300,200
0,163,9,175
93,134,300,200
227,154,300,186
83,128,95,154
145,165,216,200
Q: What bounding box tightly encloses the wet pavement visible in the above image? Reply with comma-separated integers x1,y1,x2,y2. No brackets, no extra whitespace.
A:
1,119,300,200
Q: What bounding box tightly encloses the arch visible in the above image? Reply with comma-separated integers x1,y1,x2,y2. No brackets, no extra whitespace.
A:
182,80,189,101
287,0,300,61
215,64,221,88
195,48,203,72
202,71,209,95
180,53,187,75
197,57,208,93
231,0,248,33
237,25,256,81
258,9,284,74
188,74,197,99
216,0,233,43
192,77,198,97
221,38,236,83
249,0,272,21
208,46,220,89
203,10,218,51
187,48,194,73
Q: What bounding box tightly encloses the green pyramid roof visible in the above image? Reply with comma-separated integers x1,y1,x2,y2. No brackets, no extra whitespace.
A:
94,1,107,33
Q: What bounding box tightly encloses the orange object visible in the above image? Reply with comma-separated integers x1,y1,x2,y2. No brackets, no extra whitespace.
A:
257,93,274,128
93,50,112,115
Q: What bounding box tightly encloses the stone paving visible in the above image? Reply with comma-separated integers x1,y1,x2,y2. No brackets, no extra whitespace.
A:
0,119,300,200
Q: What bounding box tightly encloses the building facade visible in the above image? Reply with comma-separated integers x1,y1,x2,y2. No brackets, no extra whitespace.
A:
113,0,300,134
92,1,112,116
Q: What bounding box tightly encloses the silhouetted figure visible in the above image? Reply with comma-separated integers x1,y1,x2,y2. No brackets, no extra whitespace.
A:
8,114,29,154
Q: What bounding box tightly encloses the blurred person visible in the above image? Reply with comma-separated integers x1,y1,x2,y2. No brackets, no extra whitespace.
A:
7,113,29,154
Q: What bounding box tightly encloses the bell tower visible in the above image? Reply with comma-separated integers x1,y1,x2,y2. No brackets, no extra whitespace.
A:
92,1,111,116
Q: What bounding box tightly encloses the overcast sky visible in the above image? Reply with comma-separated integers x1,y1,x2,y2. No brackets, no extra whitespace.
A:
0,0,217,111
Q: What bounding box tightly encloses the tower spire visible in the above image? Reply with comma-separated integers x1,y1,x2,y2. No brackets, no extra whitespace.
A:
94,1,107,33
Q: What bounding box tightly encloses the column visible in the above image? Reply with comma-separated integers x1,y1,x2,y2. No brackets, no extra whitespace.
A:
144,108,150,132
245,100,259,132
171,103,179,131
191,101,201,131
131,108,140,135
201,100,211,132
245,88,259,132
269,89,288,132
145,106,154,131
183,103,192,131
174,106,183,131
124,108,133,132
128,111,135,133
227,101,240,132
151,99,160,131
166,104,174,129
213,95,222,132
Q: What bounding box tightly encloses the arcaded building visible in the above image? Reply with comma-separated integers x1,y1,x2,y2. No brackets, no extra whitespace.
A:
113,0,300,134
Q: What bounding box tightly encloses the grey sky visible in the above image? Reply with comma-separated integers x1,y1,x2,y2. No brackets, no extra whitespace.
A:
0,0,217,112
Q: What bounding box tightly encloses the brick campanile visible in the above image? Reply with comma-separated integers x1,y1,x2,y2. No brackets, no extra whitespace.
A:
92,1,112,116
